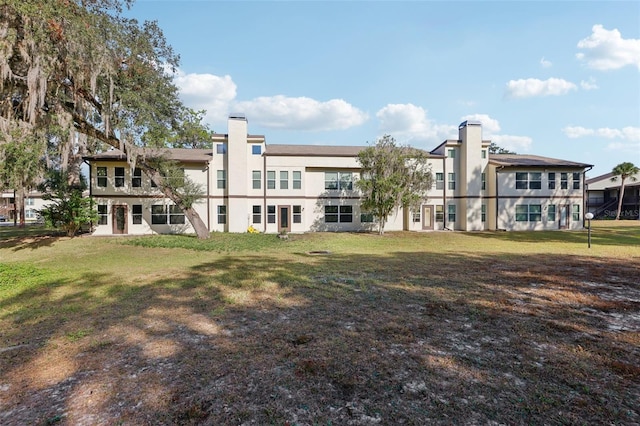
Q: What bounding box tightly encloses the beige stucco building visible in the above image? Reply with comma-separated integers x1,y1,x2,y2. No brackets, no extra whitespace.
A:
85,115,592,235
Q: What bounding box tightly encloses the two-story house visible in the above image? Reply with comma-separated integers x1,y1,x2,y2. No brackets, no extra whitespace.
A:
85,115,592,235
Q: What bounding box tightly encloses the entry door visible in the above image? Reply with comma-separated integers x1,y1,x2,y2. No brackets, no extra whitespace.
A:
279,206,290,233
559,205,569,229
112,205,128,235
422,205,434,230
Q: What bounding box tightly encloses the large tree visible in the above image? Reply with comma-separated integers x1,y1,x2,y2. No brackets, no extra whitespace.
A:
0,0,212,238
356,135,433,235
610,162,639,220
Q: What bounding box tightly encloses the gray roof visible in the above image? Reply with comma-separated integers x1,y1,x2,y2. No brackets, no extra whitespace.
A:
489,154,593,168
84,148,212,163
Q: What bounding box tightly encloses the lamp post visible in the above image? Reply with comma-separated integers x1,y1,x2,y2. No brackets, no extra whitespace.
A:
585,212,594,248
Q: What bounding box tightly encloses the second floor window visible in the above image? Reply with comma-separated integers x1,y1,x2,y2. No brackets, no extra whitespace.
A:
267,171,276,189
252,171,261,189
573,172,581,190
132,168,142,188
516,172,541,190
561,173,568,189
448,173,456,190
97,167,107,187
325,172,353,191
548,172,556,189
280,171,289,189
217,170,226,189
293,171,302,189
114,167,125,187
435,173,444,190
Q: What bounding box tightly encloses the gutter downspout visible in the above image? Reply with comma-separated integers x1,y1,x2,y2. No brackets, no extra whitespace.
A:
443,155,447,230
496,166,504,230
206,165,211,232
263,151,267,230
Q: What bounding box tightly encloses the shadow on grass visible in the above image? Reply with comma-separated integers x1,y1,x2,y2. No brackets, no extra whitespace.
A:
0,250,638,425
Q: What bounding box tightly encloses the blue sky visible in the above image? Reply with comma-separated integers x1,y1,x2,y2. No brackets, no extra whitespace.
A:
128,1,639,176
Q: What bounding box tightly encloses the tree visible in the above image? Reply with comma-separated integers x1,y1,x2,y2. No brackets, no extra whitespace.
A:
488,142,516,154
0,129,46,227
610,162,639,220
38,170,97,237
356,135,433,235
0,0,212,238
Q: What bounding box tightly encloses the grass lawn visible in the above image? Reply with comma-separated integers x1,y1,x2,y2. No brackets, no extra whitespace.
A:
1,222,639,425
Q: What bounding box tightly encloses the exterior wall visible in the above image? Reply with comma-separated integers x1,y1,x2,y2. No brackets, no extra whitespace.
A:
90,160,209,236
495,168,585,230
83,117,590,235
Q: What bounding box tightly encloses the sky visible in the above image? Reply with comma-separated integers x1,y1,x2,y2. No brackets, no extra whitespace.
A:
126,1,640,177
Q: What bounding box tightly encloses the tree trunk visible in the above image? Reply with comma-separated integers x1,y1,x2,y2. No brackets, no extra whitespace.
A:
184,207,210,239
615,179,626,220
138,162,210,240
17,188,25,228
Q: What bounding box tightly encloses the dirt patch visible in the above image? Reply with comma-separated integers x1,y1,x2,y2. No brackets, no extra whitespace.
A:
1,253,639,425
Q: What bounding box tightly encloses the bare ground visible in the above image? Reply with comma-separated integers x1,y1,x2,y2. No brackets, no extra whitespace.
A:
1,250,639,425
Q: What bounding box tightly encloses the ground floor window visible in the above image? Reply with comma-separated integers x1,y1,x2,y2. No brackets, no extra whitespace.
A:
169,205,185,224
435,205,444,222
572,204,580,221
252,205,261,224
132,204,142,224
97,204,108,225
151,205,167,224
360,212,374,223
267,205,276,224
412,210,421,223
217,205,226,224
548,204,556,221
293,205,302,223
25,209,36,219
447,205,456,223
324,205,353,223
516,204,542,222
481,204,486,222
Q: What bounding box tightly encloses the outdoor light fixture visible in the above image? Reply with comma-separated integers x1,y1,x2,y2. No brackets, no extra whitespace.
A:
585,212,594,248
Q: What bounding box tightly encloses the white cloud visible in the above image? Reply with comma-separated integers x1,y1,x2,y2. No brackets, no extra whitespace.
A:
461,114,532,152
562,126,594,138
563,125,640,141
490,134,533,153
505,78,577,98
374,107,532,152
580,77,599,90
375,104,456,145
540,57,552,68
234,96,369,131
460,113,501,134
576,25,640,71
171,69,368,131
172,70,237,126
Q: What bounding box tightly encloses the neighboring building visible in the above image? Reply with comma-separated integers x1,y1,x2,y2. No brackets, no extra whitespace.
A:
586,171,640,219
84,115,593,235
0,190,49,223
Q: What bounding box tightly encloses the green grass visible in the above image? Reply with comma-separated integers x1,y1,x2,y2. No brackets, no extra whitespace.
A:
0,222,639,425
